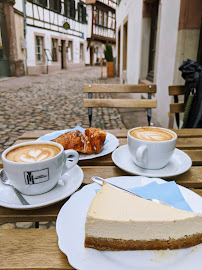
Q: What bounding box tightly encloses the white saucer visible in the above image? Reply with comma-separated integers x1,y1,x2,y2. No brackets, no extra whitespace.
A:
0,165,83,210
56,176,202,270
112,145,192,178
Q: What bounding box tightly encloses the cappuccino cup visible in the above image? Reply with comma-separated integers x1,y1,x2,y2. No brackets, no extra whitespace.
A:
2,141,79,195
127,127,177,169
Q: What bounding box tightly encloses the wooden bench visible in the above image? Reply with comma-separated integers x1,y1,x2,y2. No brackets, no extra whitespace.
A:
83,84,157,127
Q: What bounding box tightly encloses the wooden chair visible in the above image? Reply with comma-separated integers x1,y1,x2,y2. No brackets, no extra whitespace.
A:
83,84,157,127
169,85,185,128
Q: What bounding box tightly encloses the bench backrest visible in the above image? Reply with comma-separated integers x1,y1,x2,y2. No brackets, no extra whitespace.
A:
83,84,157,127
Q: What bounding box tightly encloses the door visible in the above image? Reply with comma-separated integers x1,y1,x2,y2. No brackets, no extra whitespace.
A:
61,40,65,69
0,3,10,78
90,46,94,66
117,28,121,76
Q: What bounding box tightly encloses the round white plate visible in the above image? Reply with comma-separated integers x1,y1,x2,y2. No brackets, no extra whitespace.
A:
0,165,83,210
112,145,192,178
56,176,202,270
37,130,119,160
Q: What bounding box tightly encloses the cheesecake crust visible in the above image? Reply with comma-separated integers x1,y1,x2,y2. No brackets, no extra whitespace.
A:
85,233,202,250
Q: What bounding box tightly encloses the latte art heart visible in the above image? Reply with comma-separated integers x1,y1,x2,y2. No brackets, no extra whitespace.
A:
29,149,42,158
6,144,61,163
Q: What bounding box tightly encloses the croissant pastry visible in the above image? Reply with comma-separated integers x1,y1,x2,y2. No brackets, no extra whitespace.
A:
52,128,106,154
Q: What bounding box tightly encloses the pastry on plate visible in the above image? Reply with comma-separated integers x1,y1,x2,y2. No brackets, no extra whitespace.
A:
85,184,202,250
52,128,106,154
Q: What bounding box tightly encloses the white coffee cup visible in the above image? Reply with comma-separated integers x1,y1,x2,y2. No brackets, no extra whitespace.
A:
127,127,177,169
2,141,79,195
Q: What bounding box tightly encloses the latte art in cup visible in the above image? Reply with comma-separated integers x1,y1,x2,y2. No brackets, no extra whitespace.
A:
6,144,61,163
130,127,175,142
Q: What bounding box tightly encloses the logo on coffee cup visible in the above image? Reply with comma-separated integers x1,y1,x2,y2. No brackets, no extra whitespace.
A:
24,168,49,185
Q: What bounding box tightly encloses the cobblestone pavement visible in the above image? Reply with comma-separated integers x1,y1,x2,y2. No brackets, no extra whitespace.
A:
0,66,125,155
0,66,126,229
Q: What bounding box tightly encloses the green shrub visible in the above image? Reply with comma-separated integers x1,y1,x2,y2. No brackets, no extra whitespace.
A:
104,43,113,62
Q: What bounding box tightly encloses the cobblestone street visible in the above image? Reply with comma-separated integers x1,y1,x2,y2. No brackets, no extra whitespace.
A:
0,66,126,229
0,66,126,156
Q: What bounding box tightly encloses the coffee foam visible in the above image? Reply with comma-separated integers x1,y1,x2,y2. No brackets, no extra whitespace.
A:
6,144,61,163
130,127,175,142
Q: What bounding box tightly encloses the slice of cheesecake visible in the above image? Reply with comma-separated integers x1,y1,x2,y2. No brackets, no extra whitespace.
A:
85,184,202,250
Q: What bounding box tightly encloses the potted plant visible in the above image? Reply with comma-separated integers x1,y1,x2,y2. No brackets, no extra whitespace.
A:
104,43,114,78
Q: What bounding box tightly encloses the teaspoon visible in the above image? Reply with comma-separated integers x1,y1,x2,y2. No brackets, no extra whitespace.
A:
0,169,30,205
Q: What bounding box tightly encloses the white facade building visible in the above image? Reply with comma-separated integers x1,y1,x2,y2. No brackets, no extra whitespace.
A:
14,0,87,75
116,0,202,128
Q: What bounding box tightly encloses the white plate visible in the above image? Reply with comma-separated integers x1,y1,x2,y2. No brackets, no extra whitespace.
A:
56,176,202,270
0,165,83,210
37,130,119,160
112,145,192,178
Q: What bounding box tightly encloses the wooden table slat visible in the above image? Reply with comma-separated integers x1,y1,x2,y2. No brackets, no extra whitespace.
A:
19,129,202,140
0,229,73,270
11,137,202,149
14,137,202,149
82,166,202,188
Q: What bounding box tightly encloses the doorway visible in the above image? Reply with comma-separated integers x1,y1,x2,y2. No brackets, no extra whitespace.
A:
117,28,121,76
90,46,94,66
0,3,10,78
61,40,65,69
122,20,128,71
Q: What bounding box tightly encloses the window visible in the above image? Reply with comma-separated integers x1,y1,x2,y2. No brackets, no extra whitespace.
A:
64,0,75,19
80,43,84,61
95,8,107,27
67,40,73,62
95,8,99,24
104,12,108,27
49,0,61,13
78,3,86,23
52,39,58,62
29,0,47,7
36,36,43,63
147,0,159,82
99,9,103,25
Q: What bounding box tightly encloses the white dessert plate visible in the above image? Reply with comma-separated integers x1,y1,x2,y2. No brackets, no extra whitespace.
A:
37,130,119,160
112,145,192,178
56,176,202,270
0,165,83,210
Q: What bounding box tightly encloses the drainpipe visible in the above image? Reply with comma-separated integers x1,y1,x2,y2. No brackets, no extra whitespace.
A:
22,0,27,75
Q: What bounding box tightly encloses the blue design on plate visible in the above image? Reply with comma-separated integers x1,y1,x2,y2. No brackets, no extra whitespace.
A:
96,181,193,212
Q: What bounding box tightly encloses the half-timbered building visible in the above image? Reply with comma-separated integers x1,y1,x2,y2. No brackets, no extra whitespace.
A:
14,0,87,75
85,0,116,66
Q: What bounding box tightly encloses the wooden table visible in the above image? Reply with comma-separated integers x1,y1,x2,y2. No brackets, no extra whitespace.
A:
0,129,202,270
